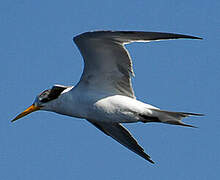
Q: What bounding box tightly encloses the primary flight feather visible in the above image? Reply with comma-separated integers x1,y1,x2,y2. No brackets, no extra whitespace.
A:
12,31,203,164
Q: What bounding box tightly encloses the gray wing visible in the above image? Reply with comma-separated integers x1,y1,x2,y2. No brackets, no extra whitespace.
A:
74,31,201,98
87,119,155,164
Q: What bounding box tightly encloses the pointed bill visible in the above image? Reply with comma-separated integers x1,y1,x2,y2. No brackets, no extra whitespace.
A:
11,104,40,122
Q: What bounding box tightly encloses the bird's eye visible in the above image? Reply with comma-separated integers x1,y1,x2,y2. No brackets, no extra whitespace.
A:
38,86,67,103
38,90,51,103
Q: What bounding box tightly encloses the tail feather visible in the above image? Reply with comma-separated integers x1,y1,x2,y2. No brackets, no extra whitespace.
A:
143,109,204,127
175,112,205,117
166,120,198,128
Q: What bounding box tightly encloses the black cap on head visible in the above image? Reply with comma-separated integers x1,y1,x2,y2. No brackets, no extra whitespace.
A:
38,85,68,103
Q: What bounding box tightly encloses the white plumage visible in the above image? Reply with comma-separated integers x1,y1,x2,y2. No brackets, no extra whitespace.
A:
12,31,203,164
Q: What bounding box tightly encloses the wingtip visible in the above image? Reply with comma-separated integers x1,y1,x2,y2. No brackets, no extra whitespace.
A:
179,34,203,40
186,35,202,40
143,154,155,164
193,37,203,40
148,158,155,164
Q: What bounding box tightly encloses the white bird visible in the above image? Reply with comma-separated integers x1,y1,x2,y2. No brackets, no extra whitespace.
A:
12,31,203,164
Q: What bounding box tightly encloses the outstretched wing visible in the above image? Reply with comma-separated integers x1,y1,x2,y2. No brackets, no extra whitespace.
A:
74,31,201,98
87,119,154,164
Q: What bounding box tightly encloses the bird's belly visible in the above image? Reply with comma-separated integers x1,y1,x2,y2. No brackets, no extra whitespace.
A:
86,107,139,123
54,100,133,123
84,95,147,123
57,92,156,123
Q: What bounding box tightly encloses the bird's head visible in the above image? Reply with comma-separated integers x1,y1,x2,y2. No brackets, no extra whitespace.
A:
11,85,70,122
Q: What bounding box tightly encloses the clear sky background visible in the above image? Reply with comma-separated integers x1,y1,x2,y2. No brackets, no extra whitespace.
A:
1,0,219,179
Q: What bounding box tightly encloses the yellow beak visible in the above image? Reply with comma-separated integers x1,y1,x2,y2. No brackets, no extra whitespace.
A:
11,104,40,122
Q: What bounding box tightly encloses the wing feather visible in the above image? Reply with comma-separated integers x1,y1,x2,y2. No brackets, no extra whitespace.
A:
74,31,201,98
87,120,155,163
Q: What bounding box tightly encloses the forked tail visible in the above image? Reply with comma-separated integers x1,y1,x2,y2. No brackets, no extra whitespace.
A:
141,109,204,128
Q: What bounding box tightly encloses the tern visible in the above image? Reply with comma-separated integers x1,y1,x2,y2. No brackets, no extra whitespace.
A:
12,31,203,164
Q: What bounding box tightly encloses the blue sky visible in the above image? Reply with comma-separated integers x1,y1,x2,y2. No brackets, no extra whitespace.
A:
1,0,220,179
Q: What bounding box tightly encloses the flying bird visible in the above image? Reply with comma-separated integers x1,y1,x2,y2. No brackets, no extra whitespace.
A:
12,31,203,164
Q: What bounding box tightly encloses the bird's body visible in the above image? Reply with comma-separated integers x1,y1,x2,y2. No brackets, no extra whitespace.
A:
12,31,203,164
47,87,158,123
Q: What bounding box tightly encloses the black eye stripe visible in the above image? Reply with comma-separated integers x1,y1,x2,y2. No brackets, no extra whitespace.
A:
48,86,67,99
39,86,68,103
39,90,51,103
40,90,51,97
